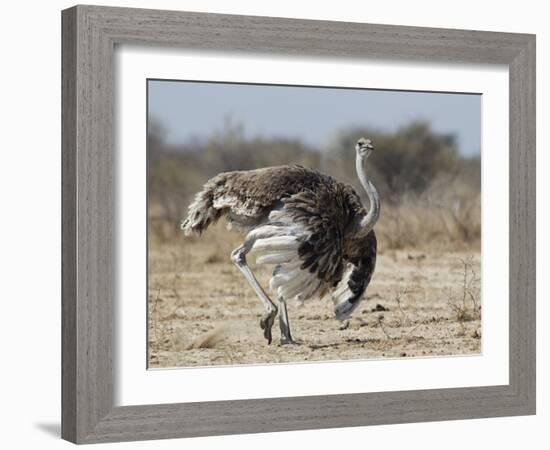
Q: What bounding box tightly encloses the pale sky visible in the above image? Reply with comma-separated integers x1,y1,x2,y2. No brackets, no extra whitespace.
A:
148,79,481,156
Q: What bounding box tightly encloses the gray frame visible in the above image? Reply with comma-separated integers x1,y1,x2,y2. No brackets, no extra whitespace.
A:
62,4,536,444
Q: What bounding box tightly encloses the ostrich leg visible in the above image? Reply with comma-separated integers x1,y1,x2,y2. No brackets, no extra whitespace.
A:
231,237,278,344
278,296,298,345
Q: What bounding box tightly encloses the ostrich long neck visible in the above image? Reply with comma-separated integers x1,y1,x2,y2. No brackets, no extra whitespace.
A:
356,154,380,234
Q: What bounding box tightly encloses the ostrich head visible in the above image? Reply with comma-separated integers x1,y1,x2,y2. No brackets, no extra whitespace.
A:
355,137,374,159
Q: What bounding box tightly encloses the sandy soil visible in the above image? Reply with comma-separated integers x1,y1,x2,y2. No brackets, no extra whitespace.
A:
148,223,481,368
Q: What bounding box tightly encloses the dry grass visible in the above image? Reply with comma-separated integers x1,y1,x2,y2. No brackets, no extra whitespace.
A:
377,179,480,251
186,326,229,349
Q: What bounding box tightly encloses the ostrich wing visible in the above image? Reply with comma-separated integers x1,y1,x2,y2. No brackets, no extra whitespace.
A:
258,182,372,309
251,176,375,318
280,185,361,285
331,231,377,320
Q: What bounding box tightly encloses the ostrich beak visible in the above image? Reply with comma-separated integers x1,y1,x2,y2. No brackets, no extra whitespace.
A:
356,138,374,156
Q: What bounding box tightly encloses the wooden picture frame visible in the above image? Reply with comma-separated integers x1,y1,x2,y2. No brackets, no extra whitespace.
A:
61,4,536,443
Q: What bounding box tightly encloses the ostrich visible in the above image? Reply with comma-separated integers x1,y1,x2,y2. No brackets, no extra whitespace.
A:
181,137,379,345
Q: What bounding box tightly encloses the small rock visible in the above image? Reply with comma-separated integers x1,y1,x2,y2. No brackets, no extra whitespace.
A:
339,320,350,330
371,304,389,312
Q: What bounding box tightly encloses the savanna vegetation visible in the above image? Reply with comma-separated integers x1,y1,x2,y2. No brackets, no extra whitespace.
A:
148,119,480,251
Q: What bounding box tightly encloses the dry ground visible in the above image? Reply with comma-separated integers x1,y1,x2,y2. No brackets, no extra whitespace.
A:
148,223,481,368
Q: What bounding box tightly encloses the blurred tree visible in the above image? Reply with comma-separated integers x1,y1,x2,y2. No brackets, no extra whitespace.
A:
327,121,460,203
147,118,169,162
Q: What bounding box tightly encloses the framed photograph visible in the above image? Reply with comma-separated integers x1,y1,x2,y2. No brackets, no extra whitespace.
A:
61,5,536,444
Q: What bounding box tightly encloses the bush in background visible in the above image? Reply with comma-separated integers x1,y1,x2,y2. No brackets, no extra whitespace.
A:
148,118,480,250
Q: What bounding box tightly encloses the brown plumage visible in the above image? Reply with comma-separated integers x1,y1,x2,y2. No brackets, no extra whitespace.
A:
181,138,379,344
182,165,361,231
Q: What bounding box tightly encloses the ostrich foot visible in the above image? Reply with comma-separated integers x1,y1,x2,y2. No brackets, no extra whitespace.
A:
278,296,298,345
279,314,299,345
260,309,277,344
279,336,301,346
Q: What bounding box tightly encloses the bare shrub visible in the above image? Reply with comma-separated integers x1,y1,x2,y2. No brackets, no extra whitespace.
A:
148,287,163,357
394,286,411,326
376,314,392,339
447,256,481,325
